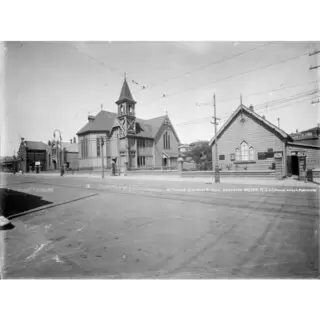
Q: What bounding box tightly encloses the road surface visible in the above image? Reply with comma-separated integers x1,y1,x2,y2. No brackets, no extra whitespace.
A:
1,173,319,278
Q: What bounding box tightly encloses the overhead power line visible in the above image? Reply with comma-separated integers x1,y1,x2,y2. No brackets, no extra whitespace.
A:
195,80,318,107
69,43,146,90
133,42,271,94
165,52,309,100
176,89,319,127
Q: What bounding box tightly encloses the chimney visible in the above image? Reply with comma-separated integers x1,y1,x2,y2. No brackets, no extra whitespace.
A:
70,139,72,144
296,129,299,133
277,117,280,128
262,115,265,120
73,137,76,144
249,105,254,111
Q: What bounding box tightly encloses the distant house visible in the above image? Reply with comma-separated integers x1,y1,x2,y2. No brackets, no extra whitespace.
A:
290,125,320,144
76,78,180,170
209,104,320,176
17,138,50,172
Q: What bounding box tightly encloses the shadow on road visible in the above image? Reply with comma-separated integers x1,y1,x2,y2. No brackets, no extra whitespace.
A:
0,188,52,218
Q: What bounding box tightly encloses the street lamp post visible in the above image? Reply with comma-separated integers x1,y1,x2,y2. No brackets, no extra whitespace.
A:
101,136,104,179
53,129,63,169
212,94,220,183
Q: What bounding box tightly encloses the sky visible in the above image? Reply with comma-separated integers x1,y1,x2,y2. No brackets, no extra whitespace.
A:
1,41,320,156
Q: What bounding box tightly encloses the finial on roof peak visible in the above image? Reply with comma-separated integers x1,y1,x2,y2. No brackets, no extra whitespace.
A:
240,94,243,105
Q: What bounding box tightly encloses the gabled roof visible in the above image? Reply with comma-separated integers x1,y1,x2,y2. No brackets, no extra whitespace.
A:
143,115,167,135
116,78,135,103
209,104,293,146
77,110,179,141
62,142,78,153
25,141,49,151
77,110,116,135
288,140,320,148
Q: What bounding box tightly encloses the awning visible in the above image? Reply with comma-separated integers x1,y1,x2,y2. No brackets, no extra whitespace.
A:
162,151,169,159
162,151,178,159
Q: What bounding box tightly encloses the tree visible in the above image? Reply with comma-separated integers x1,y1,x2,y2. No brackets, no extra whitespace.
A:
186,140,212,170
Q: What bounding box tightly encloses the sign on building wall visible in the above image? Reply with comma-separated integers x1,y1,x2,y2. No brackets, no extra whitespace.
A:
258,152,267,160
274,152,283,158
258,150,275,159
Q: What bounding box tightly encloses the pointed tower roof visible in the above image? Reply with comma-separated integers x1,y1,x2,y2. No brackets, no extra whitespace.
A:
116,77,136,104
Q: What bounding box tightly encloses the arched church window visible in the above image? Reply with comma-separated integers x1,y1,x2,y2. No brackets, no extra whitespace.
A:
240,141,249,161
235,148,240,161
249,146,255,161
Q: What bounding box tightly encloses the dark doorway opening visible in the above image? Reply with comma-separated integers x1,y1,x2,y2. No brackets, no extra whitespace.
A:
53,160,57,170
287,155,299,176
163,158,167,167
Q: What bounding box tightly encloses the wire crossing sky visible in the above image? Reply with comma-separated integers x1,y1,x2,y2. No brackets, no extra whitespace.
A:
3,41,319,156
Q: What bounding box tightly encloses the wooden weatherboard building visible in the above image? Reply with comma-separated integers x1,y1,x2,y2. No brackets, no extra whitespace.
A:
76,78,180,170
209,103,320,178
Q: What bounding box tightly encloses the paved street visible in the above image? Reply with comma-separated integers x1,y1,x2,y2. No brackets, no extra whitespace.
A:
1,173,319,278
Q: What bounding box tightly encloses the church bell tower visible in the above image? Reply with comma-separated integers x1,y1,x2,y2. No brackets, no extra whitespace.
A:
116,76,136,138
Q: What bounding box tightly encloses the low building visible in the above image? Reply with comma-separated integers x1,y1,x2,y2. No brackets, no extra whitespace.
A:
76,78,180,170
17,138,50,172
62,141,79,170
290,125,320,141
209,103,320,177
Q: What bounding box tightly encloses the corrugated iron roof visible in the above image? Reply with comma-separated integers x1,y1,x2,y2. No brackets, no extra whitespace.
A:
62,142,79,153
77,110,116,135
26,141,49,150
77,110,175,140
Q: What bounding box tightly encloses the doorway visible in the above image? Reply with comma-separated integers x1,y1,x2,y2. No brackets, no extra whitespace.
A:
162,158,167,167
53,160,57,170
287,155,299,176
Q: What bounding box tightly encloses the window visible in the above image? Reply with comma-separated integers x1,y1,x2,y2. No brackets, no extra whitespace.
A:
81,138,89,159
96,137,100,157
128,105,133,115
80,140,84,159
235,142,255,161
235,148,240,161
240,141,249,161
138,156,145,167
249,147,255,160
230,153,235,161
138,139,145,148
219,155,225,160
163,131,171,149
120,104,124,115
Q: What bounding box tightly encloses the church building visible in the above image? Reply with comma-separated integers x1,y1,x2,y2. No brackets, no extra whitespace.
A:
76,78,180,170
209,103,320,178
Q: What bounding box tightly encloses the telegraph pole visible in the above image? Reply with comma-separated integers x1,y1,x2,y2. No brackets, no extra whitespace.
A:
212,94,220,183
101,136,104,179
309,43,320,108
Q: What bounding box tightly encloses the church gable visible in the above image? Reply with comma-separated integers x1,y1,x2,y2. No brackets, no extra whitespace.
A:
210,105,291,147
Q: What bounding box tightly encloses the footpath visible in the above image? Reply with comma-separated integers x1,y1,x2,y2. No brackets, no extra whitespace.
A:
2,171,318,188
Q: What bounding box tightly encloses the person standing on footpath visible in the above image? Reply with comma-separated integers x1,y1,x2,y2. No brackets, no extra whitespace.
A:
60,163,65,176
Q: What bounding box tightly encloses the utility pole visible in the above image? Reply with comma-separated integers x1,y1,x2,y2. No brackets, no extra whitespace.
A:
309,43,320,109
101,136,104,179
211,94,220,183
